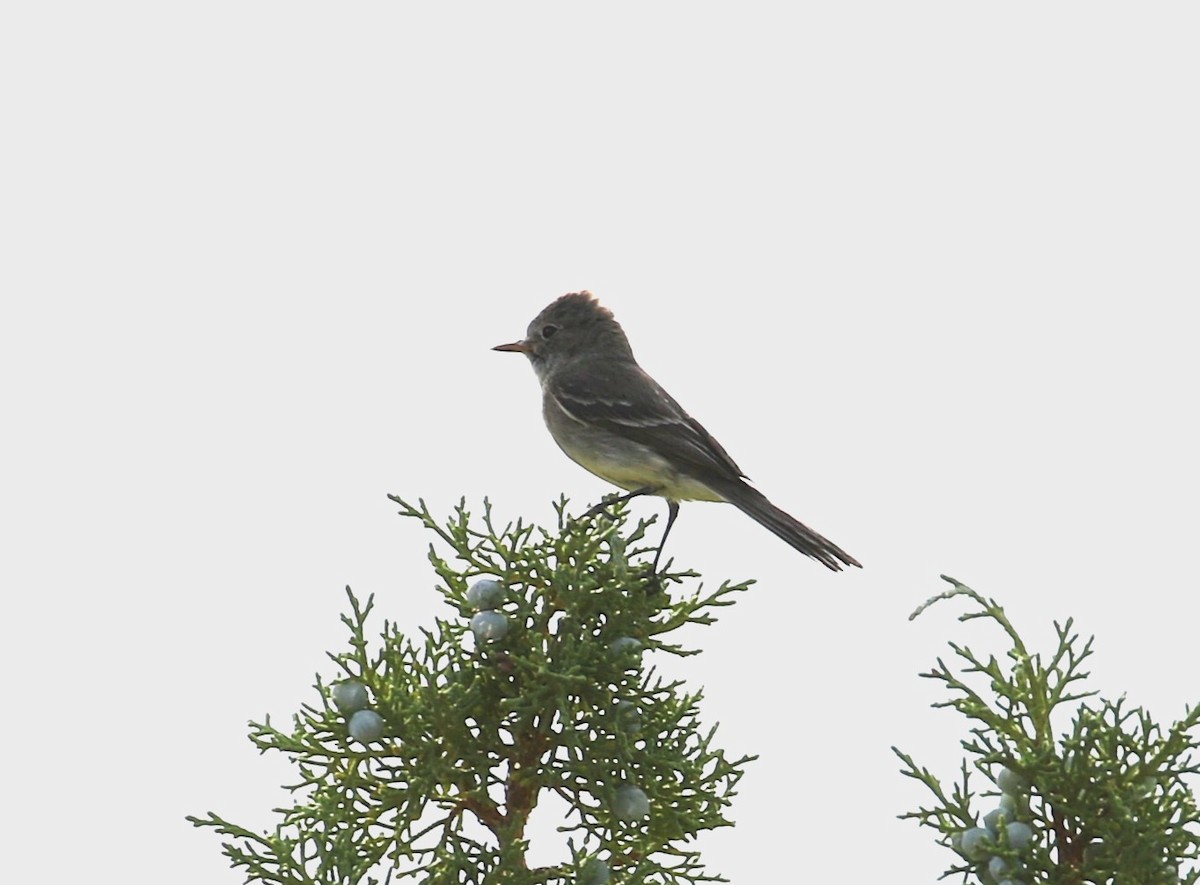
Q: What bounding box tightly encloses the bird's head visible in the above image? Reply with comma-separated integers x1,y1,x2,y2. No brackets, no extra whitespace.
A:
493,291,634,376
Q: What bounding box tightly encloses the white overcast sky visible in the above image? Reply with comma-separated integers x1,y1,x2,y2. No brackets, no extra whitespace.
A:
3,4,1198,882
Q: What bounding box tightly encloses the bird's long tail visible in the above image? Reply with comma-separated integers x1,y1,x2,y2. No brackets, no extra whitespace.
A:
721,482,861,571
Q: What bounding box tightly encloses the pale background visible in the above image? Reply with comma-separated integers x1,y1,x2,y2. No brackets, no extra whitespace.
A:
2,3,1197,881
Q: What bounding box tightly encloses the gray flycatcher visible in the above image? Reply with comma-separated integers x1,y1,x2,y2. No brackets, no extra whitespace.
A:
494,291,861,572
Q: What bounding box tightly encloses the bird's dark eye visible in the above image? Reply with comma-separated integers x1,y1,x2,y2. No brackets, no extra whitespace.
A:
541,324,559,339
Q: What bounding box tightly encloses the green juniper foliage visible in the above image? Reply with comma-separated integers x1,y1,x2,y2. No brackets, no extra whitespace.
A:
190,497,755,885
895,575,1200,885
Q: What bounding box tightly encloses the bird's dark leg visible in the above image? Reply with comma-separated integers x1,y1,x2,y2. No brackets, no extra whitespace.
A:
650,500,680,575
581,489,677,585
582,486,657,520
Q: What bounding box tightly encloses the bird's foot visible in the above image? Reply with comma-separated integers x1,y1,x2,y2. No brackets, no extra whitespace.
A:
581,487,657,522
582,500,620,522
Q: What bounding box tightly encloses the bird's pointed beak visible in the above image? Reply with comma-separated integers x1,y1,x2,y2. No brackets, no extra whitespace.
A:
493,340,529,353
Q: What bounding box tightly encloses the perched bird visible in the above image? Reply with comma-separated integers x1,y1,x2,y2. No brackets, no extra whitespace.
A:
494,291,860,572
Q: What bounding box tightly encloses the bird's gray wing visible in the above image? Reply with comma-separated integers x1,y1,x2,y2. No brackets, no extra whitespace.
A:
549,358,746,482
